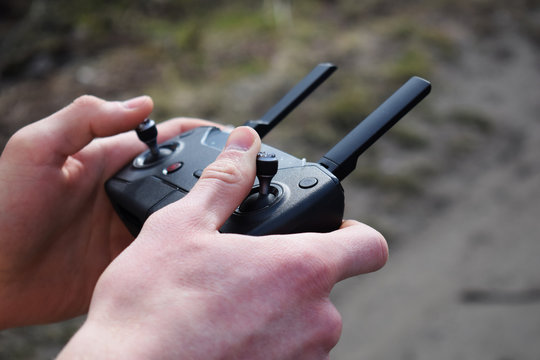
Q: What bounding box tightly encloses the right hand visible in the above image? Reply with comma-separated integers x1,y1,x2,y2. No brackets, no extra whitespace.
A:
59,126,388,359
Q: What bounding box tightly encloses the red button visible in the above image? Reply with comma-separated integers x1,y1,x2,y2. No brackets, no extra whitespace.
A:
163,162,183,175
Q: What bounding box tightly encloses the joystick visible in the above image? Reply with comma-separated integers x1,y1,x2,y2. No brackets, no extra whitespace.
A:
106,63,431,236
136,118,159,159
133,118,177,168
239,152,279,212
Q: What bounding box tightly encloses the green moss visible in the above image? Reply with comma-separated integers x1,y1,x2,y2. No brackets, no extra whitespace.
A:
209,6,274,32
324,86,375,131
384,46,433,83
377,17,458,64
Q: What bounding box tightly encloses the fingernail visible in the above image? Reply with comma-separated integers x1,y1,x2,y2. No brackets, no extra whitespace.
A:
122,96,149,109
224,127,256,152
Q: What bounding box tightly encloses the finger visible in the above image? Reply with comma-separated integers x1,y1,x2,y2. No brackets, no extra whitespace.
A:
327,221,388,282
169,126,261,232
12,95,153,166
156,117,224,143
288,221,388,285
339,219,363,229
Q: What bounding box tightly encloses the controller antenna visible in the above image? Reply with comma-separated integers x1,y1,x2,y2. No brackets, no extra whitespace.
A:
243,63,337,139
319,76,431,181
136,118,160,159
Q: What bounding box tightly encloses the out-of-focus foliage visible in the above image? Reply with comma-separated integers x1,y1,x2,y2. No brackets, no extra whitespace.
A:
1,0,537,82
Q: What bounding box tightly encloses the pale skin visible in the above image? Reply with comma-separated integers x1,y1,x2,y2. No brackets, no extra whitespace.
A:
0,96,388,359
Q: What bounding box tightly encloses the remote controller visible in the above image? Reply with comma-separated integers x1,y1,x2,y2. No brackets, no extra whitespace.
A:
106,63,431,236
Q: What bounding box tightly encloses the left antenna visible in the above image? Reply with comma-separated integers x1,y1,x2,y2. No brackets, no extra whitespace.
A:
243,63,337,138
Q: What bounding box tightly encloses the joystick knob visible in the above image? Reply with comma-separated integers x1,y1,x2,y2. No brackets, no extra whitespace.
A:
136,118,160,159
256,152,278,196
133,118,177,168
239,152,279,212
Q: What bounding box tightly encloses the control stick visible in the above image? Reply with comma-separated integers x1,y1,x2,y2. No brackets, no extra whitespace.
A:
239,152,279,211
136,118,160,160
133,118,176,167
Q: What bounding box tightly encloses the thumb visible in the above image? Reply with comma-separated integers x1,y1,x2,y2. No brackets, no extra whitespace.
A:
175,126,261,232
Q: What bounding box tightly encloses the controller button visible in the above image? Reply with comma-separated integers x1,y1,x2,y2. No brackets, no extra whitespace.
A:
162,162,183,175
193,169,203,178
299,177,318,189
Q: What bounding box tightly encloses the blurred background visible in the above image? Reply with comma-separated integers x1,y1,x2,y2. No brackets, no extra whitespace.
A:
1,0,539,359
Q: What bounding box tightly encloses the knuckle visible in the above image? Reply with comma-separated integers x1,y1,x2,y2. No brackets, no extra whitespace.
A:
298,300,343,356
71,95,103,110
318,302,343,351
283,248,337,293
4,125,44,158
144,201,199,235
202,157,246,187
7,126,32,146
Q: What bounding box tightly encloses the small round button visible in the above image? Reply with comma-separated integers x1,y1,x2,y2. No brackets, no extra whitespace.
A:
299,177,318,189
162,162,183,175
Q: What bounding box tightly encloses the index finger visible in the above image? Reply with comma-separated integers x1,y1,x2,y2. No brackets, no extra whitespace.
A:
333,220,388,281
289,221,388,285
5,95,153,167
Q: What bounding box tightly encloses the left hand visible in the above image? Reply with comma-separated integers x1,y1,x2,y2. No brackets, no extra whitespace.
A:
0,95,216,328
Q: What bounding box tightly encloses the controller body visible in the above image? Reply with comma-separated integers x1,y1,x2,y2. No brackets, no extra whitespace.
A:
106,63,431,237
106,126,344,236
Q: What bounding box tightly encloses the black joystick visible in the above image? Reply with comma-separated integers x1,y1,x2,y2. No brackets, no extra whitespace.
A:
136,119,160,159
255,152,278,196
133,118,176,167
239,152,279,212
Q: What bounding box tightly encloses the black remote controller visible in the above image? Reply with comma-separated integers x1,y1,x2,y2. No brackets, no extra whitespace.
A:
106,63,431,236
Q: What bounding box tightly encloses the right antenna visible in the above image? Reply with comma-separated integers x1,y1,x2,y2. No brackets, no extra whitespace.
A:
318,76,431,181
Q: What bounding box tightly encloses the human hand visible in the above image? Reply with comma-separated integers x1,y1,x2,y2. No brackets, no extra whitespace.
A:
0,95,217,328
59,126,388,359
